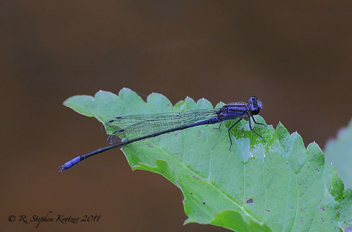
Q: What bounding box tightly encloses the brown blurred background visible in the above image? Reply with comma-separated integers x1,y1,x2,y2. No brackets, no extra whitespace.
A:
1,1,352,232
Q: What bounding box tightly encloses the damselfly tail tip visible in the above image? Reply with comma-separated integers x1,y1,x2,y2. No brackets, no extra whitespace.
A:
58,156,81,172
58,163,73,172
57,165,66,172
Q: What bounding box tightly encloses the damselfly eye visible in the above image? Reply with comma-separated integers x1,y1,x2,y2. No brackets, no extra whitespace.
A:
249,96,258,104
251,106,261,115
249,96,262,115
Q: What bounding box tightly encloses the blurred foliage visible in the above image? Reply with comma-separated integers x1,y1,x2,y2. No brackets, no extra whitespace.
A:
325,119,352,189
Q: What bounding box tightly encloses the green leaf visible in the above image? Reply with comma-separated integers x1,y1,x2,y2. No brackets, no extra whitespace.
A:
64,88,352,231
325,118,352,189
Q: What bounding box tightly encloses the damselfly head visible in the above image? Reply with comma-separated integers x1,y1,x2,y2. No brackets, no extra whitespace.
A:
248,96,263,115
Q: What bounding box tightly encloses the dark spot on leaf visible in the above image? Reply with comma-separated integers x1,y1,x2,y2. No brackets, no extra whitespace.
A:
192,176,202,181
290,205,293,209
246,198,253,204
320,207,325,211
202,201,205,204
147,144,154,148
316,168,320,172
190,192,193,195
266,209,270,212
